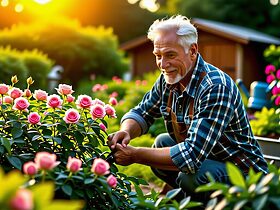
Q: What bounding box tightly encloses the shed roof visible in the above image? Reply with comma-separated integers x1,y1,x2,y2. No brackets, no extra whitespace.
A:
120,18,280,50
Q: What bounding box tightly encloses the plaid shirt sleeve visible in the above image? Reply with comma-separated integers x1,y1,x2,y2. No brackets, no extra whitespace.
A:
170,82,235,174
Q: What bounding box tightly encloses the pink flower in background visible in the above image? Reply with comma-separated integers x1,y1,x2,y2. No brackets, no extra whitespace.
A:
66,94,75,103
0,83,9,95
142,80,147,85
109,91,118,98
67,157,82,173
76,95,92,109
276,69,280,79
9,87,23,99
272,86,280,95
34,152,60,170
275,96,280,105
23,161,38,176
47,94,63,109
92,98,105,106
3,96,13,104
56,84,74,95
33,89,48,101
266,74,275,84
99,123,107,131
13,97,30,111
90,104,106,120
24,89,32,98
109,97,118,106
9,189,33,210
135,80,141,86
27,112,41,125
91,158,110,176
92,84,102,92
107,174,117,188
63,108,80,124
265,64,276,74
104,104,116,118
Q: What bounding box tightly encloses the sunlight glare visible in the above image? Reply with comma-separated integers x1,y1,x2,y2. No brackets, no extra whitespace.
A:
139,0,159,12
15,3,23,12
1,0,9,7
34,0,52,4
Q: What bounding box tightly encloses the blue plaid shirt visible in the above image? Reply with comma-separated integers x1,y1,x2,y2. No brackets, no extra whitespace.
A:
122,54,268,174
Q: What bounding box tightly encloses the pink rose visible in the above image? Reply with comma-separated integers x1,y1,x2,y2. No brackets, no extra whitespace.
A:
275,96,280,106
142,80,147,85
24,89,32,98
135,80,141,86
265,64,276,74
92,98,105,106
75,95,92,109
0,83,9,95
9,189,33,210
109,97,118,106
63,108,80,124
13,97,30,112
272,86,280,96
107,174,117,188
67,157,82,173
276,69,280,79
66,94,75,103
47,94,63,109
109,91,118,98
91,158,110,176
33,89,48,101
28,112,41,125
34,152,60,170
99,123,107,131
9,87,23,99
92,84,102,92
266,74,275,84
104,104,117,118
3,96,13,104
90,104,106,120
23,161,38,176
56,84,74,95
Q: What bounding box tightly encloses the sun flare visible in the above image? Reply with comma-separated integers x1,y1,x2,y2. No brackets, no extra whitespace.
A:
34,0,52,4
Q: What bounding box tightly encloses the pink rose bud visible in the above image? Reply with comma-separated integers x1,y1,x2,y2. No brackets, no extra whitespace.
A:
3,96,13,104
109,91,118,98
91,158,110,176
47,94,63,109
66,94,75,103
266,74,275,84
75,95,92,109
63,108,80,124
23,161,38,176
272,86,280,95
92,98,105,106
135,80,141,86
104,104,117,118
107,174,117,188
102,84,108,90
56,84,74,95
0,83,9,95
13,97,30,111
90,104,106,120
99,123,107,131
67,157,82,173
92,84,102,92
265,64,276,74
275,96,280,106
276,69,280,79
33,89,48,101
109,97,118,106
9,87,23,99
27,112,41,125
24,89,32,98
34,152,60,170
9,189,33,210
142,80,147,85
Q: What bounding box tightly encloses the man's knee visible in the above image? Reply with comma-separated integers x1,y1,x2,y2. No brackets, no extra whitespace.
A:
153,133,176,148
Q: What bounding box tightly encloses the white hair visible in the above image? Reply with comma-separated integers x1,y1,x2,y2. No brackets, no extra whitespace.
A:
147,15,198,51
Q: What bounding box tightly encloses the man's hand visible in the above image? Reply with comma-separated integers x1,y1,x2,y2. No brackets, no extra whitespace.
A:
107,130,131,150
113,143,136,166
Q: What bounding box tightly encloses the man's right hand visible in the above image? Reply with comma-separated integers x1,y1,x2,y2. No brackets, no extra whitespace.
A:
107,130,131,150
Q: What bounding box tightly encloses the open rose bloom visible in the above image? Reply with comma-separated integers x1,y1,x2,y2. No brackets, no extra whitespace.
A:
34,152,60,170
91,158,110,176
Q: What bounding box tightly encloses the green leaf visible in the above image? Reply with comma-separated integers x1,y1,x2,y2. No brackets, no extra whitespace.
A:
270,197,280,209
226,162,246,188
133,183,144,200
57,124,67,133
32,135,41,141
11,127,23,139
233,199,248,210
179,196,191,209
6,155,22,170
62,184,73,196
1,137,11,155
252,194,268,210
53,137,62,144
166,188,181,200
84,178,94,185
73,131,84,144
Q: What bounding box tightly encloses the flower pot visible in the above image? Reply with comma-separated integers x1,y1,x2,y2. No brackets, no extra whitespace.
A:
255,136,280,167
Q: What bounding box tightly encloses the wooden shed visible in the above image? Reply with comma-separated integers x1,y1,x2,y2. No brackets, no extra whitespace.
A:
120,18,280,87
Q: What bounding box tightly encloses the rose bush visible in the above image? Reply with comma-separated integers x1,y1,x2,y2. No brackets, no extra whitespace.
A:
0,76,148,209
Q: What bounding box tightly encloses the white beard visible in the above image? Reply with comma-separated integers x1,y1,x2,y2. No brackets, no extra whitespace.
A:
164,73,183,84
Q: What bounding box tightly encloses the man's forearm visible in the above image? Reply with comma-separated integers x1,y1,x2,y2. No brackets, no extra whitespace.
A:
120,119,142,139
134,147,179,171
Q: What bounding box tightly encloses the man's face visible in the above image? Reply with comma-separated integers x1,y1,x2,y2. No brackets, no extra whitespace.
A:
153,30,196,84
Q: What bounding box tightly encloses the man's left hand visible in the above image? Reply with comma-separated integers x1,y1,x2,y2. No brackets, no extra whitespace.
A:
113,143,136,166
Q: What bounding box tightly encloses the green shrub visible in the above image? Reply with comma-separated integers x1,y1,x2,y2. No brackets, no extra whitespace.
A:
0,18,128,86
0,46,53,90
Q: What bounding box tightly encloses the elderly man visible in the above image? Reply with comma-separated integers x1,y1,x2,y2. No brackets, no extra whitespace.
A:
108,15,268,200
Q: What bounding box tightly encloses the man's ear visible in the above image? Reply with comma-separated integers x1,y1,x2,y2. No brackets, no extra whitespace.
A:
189,43,198,60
